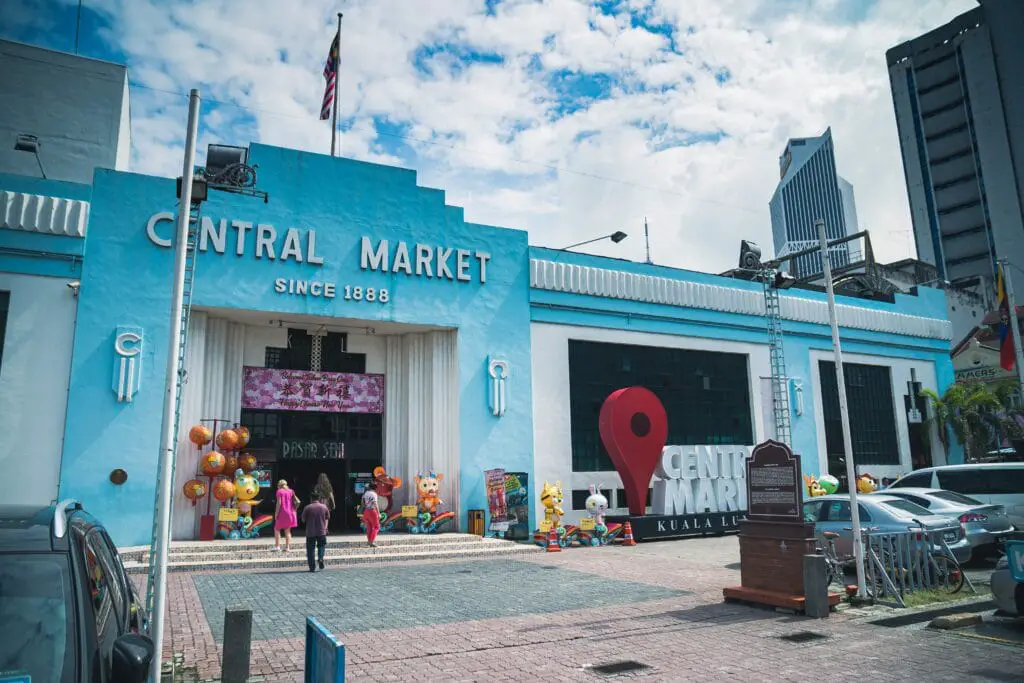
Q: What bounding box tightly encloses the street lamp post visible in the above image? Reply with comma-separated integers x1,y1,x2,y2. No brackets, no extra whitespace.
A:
561,231,628,251
816,219,868,599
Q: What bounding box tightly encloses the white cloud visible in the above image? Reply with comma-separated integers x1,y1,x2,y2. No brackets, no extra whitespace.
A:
83,0,977,271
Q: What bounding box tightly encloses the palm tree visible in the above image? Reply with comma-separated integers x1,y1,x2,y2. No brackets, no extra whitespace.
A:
919,381,1003,462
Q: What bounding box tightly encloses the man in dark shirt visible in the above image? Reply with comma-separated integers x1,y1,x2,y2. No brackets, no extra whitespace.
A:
301,494,330,572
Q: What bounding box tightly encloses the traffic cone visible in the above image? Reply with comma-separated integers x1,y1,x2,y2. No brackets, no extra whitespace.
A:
621,520,637,546
546,528,561,552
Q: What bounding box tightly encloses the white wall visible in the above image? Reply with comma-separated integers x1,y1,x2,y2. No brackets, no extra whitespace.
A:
0,40,130,183
0,273,77,505
807,350,942,481
530,322,771,526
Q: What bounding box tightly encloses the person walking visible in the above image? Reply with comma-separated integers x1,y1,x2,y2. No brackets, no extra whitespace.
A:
361,482,381,548
314,472,336,513
301,493,330,572
273,479,300,552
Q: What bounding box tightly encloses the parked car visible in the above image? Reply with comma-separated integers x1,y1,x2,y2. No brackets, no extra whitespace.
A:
875,487,1014,556
888,463,1024,529
0,499,154,682
802,494,973,563
991,554,1023,616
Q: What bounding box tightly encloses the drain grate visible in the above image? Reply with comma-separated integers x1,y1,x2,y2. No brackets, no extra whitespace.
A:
590,660,651,675
778,631,829,643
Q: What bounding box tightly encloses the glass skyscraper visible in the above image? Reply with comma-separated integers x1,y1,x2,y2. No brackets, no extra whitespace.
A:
769,128,859,279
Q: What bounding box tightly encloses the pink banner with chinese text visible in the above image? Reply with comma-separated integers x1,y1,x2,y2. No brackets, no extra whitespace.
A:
241,367,384,414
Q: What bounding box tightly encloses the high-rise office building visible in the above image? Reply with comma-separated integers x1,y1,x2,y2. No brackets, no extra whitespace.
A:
769,128,859,279
887,0,1024,302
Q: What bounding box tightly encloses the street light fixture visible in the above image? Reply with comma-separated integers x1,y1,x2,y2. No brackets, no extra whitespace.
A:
14,133,47,179
561,231,628,251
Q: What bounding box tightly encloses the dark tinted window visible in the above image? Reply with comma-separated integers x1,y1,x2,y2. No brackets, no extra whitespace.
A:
0,554,75,683
90,530,128,631
888,492,932,508
891,471,932,488
568,340,753,472
803,501,824,523
937,469,990,494
0,291,8,372
823,501,851,522
931,490,982,506
880,499,933,518
819,361,899,465
78,530,118,648
985,468,1024,495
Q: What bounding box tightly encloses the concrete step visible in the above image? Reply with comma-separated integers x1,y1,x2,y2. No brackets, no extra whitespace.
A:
119,532,493,563
121,539,539,574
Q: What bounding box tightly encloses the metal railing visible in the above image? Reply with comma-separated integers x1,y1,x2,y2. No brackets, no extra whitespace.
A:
863,524,975,607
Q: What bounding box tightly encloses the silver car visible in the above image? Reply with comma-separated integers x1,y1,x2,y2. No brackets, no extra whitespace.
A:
802,494,973,563
876,488,1014,555
991,555,1022,616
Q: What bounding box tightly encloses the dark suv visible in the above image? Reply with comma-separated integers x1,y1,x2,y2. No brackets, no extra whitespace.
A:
0,500,155,682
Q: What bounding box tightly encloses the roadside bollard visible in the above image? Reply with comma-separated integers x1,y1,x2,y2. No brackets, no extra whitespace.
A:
803,554,830,618
222,605,253,683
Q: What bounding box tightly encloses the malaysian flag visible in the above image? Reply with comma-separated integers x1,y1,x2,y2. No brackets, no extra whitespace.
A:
320,34,339,120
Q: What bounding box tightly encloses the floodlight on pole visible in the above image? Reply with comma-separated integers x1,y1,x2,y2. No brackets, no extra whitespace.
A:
816,218,867,600
14,134,47,179
561,231,628,251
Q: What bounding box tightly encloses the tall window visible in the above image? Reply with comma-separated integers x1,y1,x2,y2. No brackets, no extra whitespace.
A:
568,340,754,472
0,291,9,373
819,361,899,466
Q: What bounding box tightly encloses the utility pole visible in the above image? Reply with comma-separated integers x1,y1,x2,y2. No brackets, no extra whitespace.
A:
149,88,201,683
643,217,653,265
999,259,1024,391
816,218,867,599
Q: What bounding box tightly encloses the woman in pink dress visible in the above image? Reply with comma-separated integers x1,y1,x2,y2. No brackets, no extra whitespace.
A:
273,479,300,552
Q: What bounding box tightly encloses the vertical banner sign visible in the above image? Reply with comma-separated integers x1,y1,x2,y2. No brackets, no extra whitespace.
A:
484,468,508,531
503,472,530,539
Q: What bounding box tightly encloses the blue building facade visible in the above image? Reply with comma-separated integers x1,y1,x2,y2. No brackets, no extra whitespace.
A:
770,128,860,279
0,143,958,547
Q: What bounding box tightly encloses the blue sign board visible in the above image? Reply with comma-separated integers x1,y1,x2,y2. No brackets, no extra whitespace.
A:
1007,541,1024,583
305,616,345,683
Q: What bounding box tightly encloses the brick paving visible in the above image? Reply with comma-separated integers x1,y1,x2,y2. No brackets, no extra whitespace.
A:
153,536,1024,682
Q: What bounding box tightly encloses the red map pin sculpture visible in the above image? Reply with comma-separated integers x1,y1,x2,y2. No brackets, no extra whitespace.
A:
599,387,668,516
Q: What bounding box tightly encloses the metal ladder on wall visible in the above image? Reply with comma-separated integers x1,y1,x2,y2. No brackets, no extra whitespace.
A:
762,273,792,446
144,202,200,617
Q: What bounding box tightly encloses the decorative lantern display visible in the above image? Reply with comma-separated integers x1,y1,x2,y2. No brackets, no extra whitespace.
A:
216,428,241,451
223,454,239,475
238,453,257,473
235,426,251,447
200,451,226,476
213,479,236,502
182,479,207,504
189,425,213,447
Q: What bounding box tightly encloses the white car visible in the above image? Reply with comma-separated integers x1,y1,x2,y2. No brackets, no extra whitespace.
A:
888,463,1024,530
876,488,1014,555
991,555,1023,616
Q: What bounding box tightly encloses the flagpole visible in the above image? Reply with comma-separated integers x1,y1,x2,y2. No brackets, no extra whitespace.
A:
330,12,343,157
999,259,1024,390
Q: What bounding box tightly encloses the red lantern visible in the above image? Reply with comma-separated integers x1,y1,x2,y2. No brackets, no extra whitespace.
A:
189,425,213,447
238,453,257,473
235,426,251,448
182,479,207,505
200,451,226,476
213,479,236,502
216,429,240,451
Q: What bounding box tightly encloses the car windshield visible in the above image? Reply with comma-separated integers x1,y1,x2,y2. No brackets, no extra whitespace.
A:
0,553,75,683
879,498,933,518
930,490,982,506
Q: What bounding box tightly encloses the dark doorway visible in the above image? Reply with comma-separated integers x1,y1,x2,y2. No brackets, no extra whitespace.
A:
241,409,383,533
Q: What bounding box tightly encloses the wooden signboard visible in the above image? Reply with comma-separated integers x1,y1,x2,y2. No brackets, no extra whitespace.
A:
745,439,803,521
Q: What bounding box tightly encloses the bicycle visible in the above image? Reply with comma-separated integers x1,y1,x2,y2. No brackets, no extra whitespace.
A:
818,527,893,598
907,519,966,595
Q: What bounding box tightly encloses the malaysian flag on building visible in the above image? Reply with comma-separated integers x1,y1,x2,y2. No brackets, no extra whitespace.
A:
320,34,340,120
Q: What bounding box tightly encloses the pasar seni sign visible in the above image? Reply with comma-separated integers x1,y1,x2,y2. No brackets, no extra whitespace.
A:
145,212,491,302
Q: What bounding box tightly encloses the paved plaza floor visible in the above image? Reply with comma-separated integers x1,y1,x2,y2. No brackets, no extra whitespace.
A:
155,535,1024,682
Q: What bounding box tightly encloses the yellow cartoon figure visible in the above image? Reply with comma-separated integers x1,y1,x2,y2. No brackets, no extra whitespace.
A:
540,480,565,528
415,471,444,514
803,474,826,498
233,468,261,514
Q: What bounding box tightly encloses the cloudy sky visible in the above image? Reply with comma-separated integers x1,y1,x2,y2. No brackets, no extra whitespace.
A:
4,0,976,272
